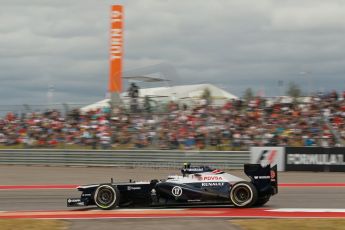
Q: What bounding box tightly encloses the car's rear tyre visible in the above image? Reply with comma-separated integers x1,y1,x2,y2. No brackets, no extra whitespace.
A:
94,184,120,210
230,181,258,207
254,195,270,207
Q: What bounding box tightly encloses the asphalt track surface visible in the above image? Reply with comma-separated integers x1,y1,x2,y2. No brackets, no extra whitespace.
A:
0,165,344,229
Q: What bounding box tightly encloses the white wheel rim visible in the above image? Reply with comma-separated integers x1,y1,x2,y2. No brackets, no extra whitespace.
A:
94,185,117,209
230,183,253,207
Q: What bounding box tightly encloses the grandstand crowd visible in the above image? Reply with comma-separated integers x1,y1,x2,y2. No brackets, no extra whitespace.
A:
0,91,344,150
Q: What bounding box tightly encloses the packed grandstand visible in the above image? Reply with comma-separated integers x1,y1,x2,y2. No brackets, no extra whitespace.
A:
0,90,344,150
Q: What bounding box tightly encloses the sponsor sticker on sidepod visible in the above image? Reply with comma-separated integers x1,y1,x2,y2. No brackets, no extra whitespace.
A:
202,176,223,180
201,182,224,186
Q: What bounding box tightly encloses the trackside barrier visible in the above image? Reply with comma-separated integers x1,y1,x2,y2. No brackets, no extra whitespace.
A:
285,147,345,172
0,149,250,169
251,146,345,172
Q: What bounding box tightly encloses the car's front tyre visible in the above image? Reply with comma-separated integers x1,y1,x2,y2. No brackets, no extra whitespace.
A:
94,184,120,210
230,182,258,207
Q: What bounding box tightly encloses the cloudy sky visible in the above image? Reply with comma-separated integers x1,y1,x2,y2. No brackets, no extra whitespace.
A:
0,0,345,106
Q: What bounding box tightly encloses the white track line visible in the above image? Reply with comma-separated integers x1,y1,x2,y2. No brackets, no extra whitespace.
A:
267,208,345,212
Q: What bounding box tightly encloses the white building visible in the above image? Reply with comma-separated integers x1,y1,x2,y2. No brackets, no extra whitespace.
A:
80,84,238,112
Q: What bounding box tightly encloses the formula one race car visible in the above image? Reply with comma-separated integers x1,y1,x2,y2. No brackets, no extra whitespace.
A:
67,163,278,209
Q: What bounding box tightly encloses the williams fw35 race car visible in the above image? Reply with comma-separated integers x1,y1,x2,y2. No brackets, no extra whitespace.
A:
67,163,278,209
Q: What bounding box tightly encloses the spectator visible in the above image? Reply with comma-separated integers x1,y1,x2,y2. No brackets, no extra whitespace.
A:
0,89,343,150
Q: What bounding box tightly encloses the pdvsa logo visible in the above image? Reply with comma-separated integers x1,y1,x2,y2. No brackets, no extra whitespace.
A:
257,149,277,165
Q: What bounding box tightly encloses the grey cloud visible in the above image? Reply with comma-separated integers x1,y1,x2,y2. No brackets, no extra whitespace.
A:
270,2,345,31
0,0,344,108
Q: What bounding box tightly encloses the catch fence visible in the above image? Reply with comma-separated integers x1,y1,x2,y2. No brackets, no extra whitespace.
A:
0,149,250,169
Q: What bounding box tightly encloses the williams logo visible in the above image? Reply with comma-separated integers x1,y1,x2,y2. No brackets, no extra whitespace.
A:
127,186,141,191
257,149,277,165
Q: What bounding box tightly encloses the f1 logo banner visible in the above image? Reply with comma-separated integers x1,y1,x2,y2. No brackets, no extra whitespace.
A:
250,147,285,171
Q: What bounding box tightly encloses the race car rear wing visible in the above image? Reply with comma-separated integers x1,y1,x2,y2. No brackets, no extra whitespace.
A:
244,164,278,195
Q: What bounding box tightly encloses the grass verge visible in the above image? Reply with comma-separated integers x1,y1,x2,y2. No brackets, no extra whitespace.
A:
0,219,67,230
232,219,345,230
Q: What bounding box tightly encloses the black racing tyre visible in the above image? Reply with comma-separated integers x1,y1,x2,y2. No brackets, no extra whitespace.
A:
230,181,258,208
94,184,120,210
254,196,270,207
